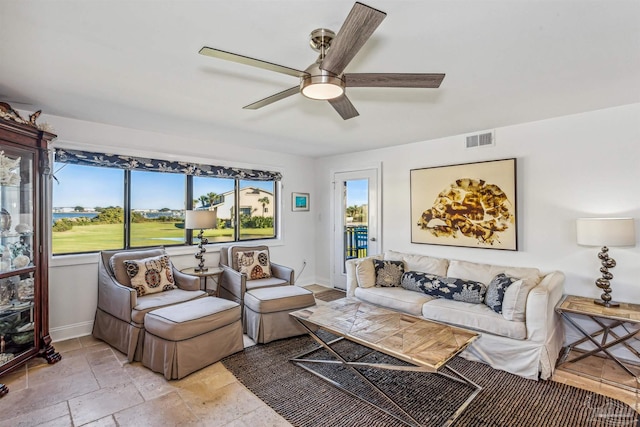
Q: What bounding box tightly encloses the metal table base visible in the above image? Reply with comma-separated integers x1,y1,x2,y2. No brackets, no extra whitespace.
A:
290,321,482,427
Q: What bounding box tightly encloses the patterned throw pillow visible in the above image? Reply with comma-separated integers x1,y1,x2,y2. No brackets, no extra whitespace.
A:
401,271,486,304
237,250,272,280
123,255,176,297
373,259,405,287
485,273,522,314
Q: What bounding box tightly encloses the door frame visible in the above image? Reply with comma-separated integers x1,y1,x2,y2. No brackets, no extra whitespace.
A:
330,163,382,289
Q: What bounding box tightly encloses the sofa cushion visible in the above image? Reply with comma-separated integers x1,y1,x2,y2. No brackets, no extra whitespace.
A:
355,258,376,288
123,255,177,297
237,249,272,280
485,273,522,314
447,259,542,322
401,271,486,304
373,259,405,287
354,286,434,316
401,253,449,276
422,298,527,340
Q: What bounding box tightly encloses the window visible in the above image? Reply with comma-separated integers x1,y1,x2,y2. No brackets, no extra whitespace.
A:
52,149,281,255
239,180,276,241
130,171,186,248
193,176,235,243
52,164,125,254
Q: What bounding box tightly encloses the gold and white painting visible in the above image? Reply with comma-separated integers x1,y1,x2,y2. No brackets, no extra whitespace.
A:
410,158,518,250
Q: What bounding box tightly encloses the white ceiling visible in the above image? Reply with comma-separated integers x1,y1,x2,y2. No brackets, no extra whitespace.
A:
1,0,639,158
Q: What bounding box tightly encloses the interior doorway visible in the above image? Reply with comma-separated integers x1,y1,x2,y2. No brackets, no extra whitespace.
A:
332,168,380,290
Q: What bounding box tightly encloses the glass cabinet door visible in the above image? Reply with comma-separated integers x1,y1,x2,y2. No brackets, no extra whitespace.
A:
0,147,36,367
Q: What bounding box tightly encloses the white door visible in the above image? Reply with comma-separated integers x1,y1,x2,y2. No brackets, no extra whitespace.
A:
332,168,380,290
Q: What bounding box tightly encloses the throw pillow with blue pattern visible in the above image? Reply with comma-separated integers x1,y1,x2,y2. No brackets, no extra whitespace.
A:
401,271,486,304
485,273,521,314
373,259,405,287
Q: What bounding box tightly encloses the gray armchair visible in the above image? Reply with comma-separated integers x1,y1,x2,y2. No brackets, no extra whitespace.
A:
92,247,206,362
218,245,294,314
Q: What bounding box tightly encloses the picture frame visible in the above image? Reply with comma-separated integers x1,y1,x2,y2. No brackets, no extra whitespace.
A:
292,192,310,212
410,158,518,250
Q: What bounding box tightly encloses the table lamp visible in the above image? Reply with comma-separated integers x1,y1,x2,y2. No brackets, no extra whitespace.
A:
185,210,217,272
576,217,636,307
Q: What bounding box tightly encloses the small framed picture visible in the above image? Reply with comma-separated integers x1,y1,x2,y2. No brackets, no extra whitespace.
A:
292,192,310,211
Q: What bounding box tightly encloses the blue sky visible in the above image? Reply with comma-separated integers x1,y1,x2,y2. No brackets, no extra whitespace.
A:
53,163,273,210
346,179,368,207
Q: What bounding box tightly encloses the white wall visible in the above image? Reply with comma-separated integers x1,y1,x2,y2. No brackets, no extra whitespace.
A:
315,104,640,346
44,115,318,341
44,104,640,346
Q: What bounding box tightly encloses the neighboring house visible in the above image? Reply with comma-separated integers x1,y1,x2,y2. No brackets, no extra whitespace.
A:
215,187,274,222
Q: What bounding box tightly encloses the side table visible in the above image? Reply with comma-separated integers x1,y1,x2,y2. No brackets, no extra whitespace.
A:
555,294,640,390
180,267,224,296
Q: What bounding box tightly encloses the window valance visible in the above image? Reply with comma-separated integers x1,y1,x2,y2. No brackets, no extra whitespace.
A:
54,148,282,181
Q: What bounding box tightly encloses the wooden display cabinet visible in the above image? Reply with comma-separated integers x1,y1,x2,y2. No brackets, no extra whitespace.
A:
0,116,60,397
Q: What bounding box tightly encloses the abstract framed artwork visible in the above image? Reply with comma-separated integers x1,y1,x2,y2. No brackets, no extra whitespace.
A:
292,192,310,211
410,158,518,250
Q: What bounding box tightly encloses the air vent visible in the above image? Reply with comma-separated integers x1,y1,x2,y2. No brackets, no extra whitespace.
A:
465,131,495,149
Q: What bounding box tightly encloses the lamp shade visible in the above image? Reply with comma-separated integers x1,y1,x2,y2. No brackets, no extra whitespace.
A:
576,218,636,247
184,210,216,230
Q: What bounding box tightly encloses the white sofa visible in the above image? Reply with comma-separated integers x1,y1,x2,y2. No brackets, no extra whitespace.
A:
345,250,565,380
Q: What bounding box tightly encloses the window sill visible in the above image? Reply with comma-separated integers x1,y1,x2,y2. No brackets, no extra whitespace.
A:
48,238,284,268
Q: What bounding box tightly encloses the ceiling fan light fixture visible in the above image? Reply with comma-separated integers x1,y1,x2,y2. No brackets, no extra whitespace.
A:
300,74,345,100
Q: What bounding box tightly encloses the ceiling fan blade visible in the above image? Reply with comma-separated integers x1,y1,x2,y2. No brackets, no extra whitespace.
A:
199,47,309,78
328,95,359,120
243,86,300,110
320,2,386,76
344,73,446,88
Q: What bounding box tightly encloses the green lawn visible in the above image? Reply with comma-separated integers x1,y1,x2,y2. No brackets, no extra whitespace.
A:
52,222,274,254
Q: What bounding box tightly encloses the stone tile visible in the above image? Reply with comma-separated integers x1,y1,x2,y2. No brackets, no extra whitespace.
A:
114,391,201,426
0,371,99,420
0,364,27,392
0,401,69,427
61,341,112,360
124,363,177,401
27,353,93,386
52,338,82,354
180,382,265,425
37,415,73,427
81,415,117,427
79,335,104,348
68,382,144,426
173,361,229,387
226,405,292,427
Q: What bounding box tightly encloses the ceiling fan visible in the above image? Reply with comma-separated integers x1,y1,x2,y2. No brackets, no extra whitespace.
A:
198,2,445,120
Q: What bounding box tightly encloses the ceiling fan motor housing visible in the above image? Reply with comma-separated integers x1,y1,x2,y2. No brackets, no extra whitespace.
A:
300,61,345,100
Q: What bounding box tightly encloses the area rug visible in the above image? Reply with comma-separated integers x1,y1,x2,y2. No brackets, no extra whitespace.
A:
314,288,346,302
222,334,638,427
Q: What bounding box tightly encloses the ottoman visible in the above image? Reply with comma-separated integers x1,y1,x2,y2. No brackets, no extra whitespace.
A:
244,286,316,344
142,297,243,380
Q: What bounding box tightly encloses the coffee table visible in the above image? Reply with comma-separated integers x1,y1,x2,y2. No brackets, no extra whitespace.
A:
289,298,482,427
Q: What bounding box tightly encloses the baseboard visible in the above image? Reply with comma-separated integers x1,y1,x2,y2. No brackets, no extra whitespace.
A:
50,320,93,343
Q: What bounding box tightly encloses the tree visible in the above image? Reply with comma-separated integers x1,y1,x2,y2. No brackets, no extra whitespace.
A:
207,192,218,206
198,195,209,208
159,207,171,212
193,199,198,209
93,207,124,224
73,206,85,212
258,197,270,217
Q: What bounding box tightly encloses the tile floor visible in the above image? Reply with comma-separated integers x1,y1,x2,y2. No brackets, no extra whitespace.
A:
0,285,637,426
